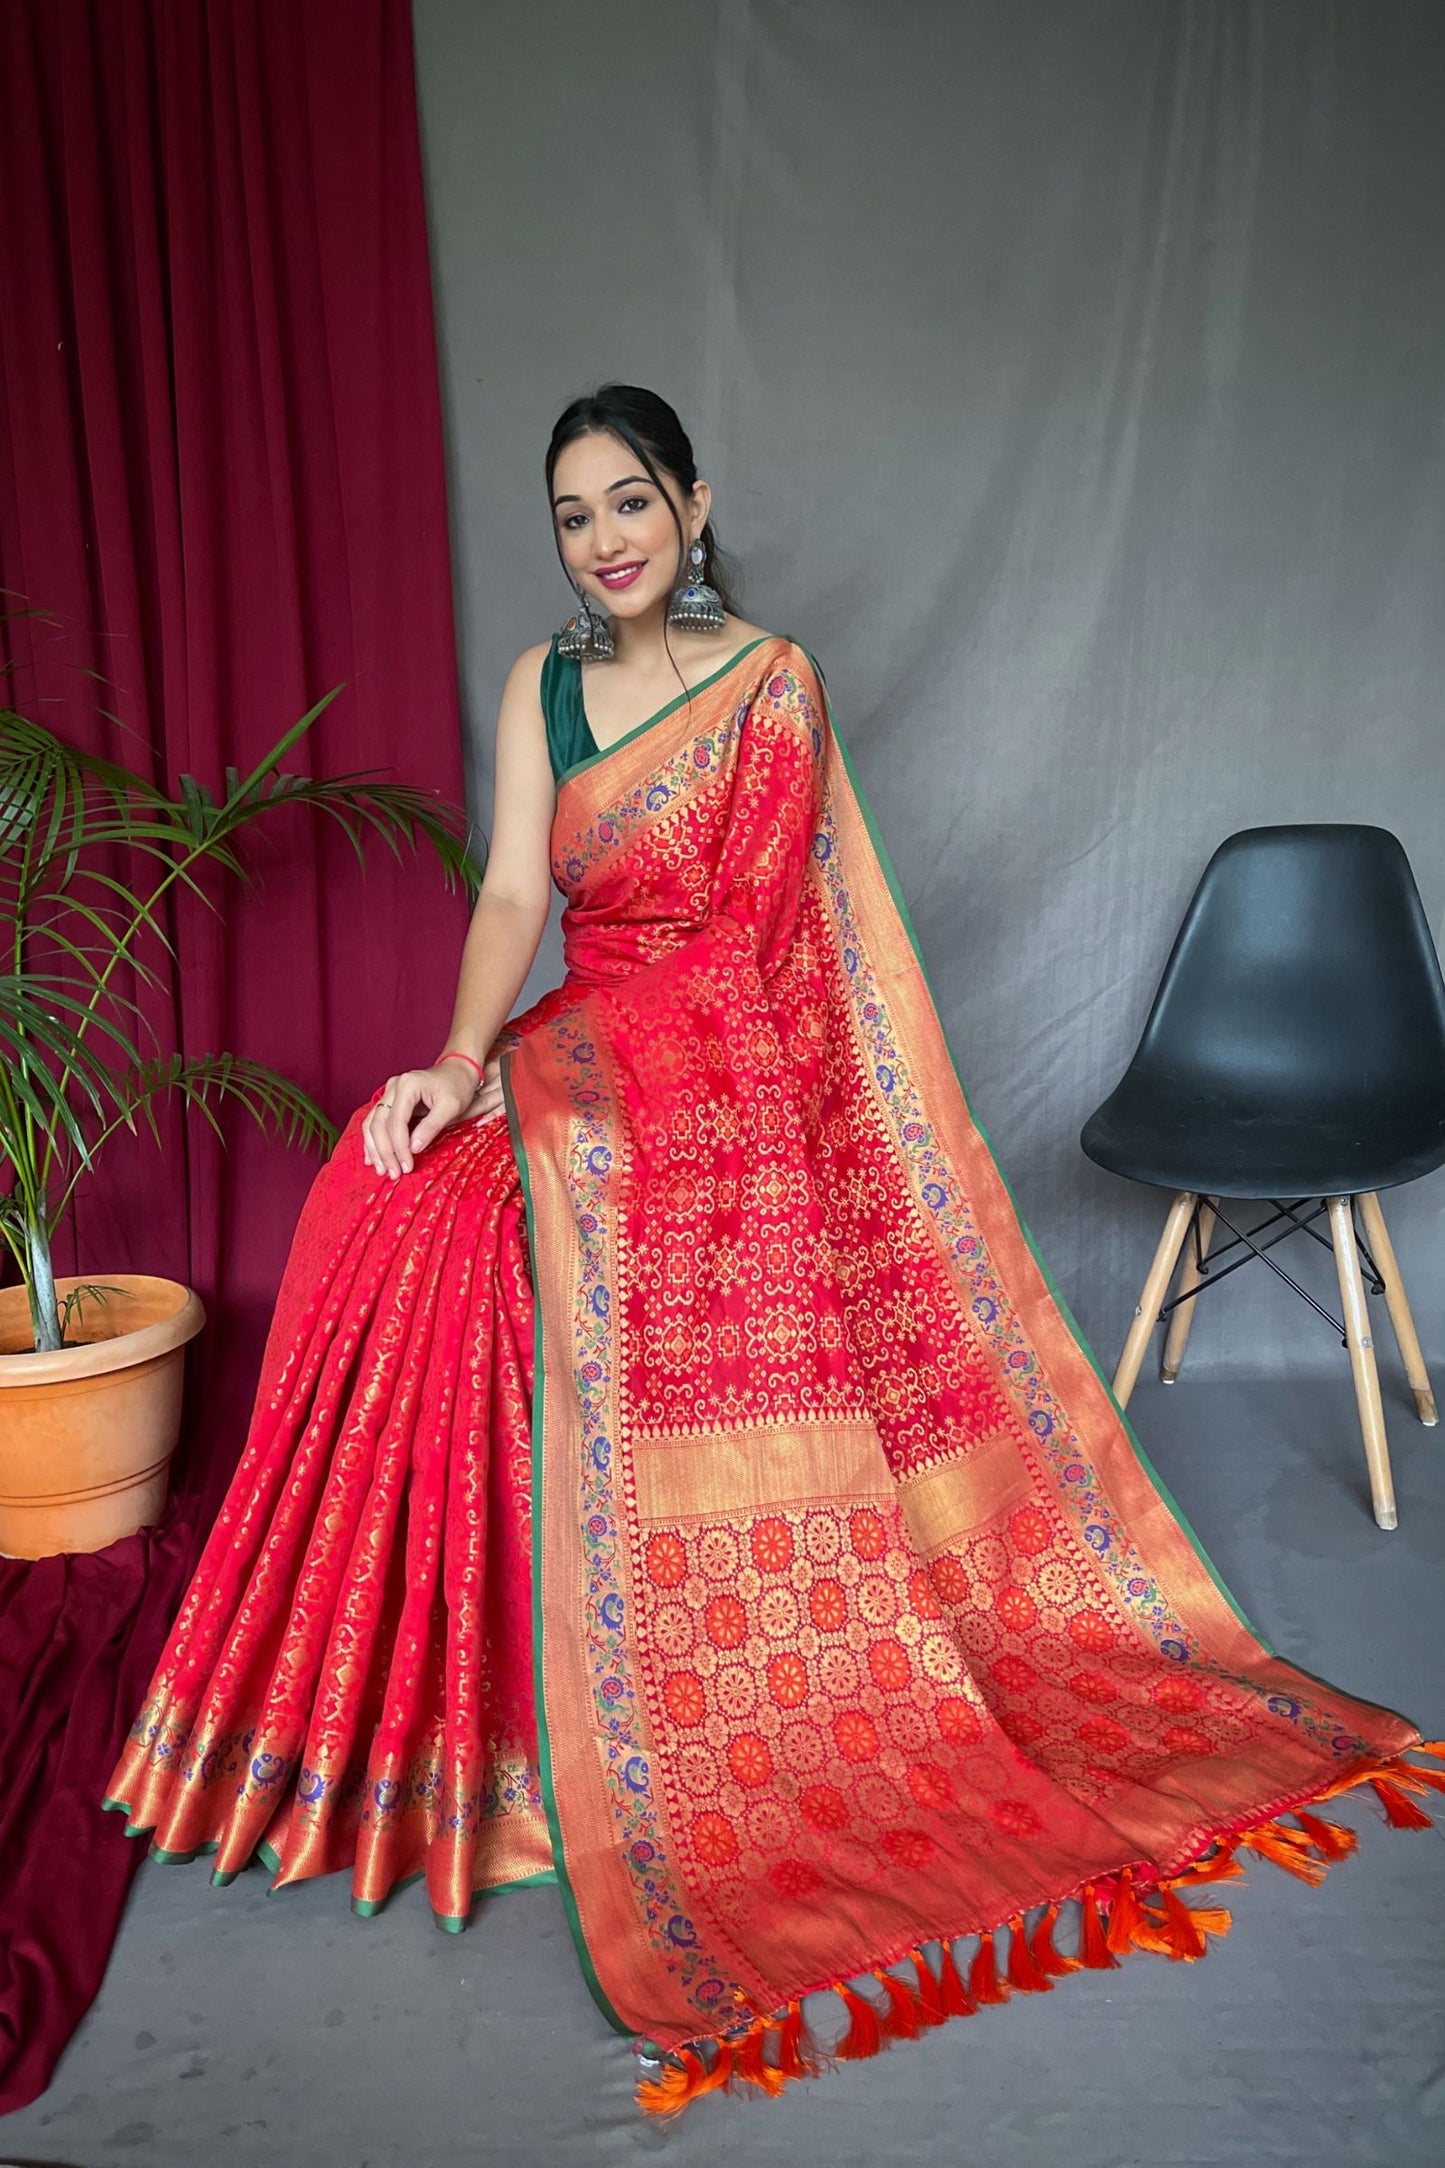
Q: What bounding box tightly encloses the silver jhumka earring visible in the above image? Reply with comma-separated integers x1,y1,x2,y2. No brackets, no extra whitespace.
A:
666,537,726,632
556,584,615,661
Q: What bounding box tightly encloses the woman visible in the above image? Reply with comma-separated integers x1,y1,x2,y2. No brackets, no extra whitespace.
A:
107,384,1438,2112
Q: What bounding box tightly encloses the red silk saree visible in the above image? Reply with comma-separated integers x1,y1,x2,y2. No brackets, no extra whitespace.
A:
107,634,1438,2109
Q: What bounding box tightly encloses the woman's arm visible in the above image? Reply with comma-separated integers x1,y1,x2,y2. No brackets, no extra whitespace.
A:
432,641,556,1068
364,643,556,1177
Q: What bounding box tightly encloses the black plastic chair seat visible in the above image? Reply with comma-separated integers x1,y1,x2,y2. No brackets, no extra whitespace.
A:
1082,1078,1445,1199
1081,824,1445,1201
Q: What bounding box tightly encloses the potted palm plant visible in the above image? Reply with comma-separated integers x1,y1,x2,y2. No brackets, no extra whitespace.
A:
0,663,480,1558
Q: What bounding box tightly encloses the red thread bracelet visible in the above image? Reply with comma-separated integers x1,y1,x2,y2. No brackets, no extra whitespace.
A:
438,1049,486,1083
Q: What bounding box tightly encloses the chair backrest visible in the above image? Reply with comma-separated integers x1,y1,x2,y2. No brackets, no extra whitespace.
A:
1129,825,1445,1111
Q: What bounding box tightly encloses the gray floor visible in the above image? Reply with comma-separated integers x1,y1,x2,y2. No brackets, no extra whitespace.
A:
6,1374,1443,2168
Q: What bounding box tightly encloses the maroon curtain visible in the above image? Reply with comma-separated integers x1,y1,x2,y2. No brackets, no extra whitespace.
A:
0,0,467,2112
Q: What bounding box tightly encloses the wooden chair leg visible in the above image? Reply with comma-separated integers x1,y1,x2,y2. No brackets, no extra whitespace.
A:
1112,1191,1197,1409
1357,1190,1438,1427
1327,1195,1398,1531
1160,1197,1218,1384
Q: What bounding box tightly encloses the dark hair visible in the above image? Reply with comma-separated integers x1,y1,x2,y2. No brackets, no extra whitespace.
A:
544,384,743,693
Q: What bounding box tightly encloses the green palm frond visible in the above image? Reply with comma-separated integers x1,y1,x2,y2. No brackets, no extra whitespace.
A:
45,1052,341,1231
57,1280,130,1338
4,672,481,1346
212,770,484,897
103,1052,340,1157
0,1193,31,1281
0,974,148,1145
0,708,177,883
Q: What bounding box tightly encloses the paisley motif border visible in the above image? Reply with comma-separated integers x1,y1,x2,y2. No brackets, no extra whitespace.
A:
506,1003,751,2037
553,702,749,888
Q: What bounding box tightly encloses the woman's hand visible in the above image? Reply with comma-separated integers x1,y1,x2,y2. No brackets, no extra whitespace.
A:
362,1056,504,1179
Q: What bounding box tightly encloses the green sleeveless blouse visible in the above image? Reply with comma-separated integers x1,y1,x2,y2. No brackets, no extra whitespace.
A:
538,629,826,784
539,634,597,781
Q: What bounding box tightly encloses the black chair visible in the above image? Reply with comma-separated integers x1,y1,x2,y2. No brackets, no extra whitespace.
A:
1082,824,1445,1530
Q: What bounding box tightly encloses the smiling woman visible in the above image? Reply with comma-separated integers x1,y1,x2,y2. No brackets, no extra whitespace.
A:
103,382,1439,2119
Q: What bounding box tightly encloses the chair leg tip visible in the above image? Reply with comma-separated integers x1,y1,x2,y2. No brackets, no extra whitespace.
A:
1159,1367,1178,1385
1374,1505,1399,1531
1413,1391,1438,1427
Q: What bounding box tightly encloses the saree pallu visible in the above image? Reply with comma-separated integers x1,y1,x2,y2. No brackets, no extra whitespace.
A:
108,634,1438,2107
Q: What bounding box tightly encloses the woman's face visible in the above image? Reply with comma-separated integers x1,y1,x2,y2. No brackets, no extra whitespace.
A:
550,430,710,624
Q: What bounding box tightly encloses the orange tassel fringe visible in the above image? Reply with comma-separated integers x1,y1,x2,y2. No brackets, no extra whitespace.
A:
967,1928,1010,2005
911,1948,949,2027
777,1999,820,2079
1372,1777,1434,1829
1105,1867,1148,1953
876,1967,921,2040
834,1980,884,2060
637,1740,1440,2116
1293,1809,1357,1861
636,2042,731,2117
1172,1842,1244,1886
732,2015,787,2096
1132,1883,1217,1961
1238,1818,1330,1883
1030,1901,1080,1977
937,1939,976,2014
1078,1883,1119,1970
1006,1912,1053,1993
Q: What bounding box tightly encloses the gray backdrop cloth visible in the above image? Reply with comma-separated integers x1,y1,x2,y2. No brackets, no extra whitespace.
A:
415,0,1444,1397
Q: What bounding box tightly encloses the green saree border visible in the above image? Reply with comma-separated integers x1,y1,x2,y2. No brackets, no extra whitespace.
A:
560,634,773,785
502,1054,632,2039
811,647,1417,1735
354,1865,559,1928
106,1796,557,1913
352,1866,426,1916
427,1866,562,1933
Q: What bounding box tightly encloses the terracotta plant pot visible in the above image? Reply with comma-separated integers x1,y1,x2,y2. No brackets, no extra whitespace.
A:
0,1273,205,1560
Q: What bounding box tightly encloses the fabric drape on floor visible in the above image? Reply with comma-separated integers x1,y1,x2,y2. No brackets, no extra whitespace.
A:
0,0,464,2114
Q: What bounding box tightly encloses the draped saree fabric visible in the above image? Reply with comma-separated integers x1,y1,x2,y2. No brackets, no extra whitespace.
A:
104,1071,555,1920
107,637,1437,2104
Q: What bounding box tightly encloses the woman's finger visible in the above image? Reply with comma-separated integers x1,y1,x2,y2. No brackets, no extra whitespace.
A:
361,1094,387,1174
387,1082,425,1177
367,1112,397,1178
466,1080,505,1123
373,1079,416,1179
410,1077,469,1154
361,1092,384,1175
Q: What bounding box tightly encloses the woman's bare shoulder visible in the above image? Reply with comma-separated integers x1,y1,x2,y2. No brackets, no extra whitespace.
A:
734,621,815,662
508,638,552,685
491,643,551,754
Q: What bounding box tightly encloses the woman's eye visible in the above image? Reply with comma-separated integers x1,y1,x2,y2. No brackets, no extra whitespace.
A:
560,495,647,532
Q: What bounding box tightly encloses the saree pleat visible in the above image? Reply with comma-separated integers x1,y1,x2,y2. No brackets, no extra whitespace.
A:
108,634,1436,2111
106,1054,562,1915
